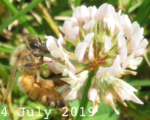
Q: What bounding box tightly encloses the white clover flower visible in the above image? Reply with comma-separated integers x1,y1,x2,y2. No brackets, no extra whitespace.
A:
44,34,76,75
62,70,88,101
44,3,148,115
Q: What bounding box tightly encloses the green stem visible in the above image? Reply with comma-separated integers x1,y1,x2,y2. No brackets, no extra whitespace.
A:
76,70,94,120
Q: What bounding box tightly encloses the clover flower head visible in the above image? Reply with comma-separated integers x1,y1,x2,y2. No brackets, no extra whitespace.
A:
44,3,148,115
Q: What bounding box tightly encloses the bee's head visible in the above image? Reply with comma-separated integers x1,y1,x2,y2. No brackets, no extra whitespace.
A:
26,35,42,51
26,35,49,54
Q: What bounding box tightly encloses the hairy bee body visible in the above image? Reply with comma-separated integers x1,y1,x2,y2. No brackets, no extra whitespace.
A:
18,73,65,108
10,44,41,74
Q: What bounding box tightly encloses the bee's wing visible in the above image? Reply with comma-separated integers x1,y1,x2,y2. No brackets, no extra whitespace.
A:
3,59,20,102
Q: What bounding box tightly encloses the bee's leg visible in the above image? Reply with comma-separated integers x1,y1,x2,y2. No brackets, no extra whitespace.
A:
31,51,42,59
37,80,55,89
54,80,69,87
38,37,42,43
33,74,38,83
23,61,52,68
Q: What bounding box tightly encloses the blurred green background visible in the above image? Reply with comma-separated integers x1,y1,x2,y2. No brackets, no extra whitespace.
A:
0,0,150,120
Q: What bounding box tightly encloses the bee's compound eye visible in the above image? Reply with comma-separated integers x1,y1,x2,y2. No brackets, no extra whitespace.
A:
30,41,40,50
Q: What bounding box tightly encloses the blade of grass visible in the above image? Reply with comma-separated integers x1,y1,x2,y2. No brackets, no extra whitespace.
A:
76,70,94,120
0,47,14,54
134,0,150,26
12,26,19,45
127,80,150,87
0,0,44,34
37,3,60,37
128,0,143,13
0,42,14,49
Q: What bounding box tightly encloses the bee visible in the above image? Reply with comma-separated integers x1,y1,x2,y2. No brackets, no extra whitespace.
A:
3,35,66,108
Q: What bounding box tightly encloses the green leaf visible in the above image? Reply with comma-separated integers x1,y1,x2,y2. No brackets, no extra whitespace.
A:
82,100,119,120
69,99,119,120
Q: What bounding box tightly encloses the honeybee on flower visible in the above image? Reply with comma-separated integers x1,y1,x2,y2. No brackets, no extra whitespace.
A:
43,3,148,115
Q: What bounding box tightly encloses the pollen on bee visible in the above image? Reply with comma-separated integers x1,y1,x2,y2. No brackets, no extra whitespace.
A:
49,101,56,108
39,95,47,105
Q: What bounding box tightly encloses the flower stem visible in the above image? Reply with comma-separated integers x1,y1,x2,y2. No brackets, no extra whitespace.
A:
76,70,94,120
